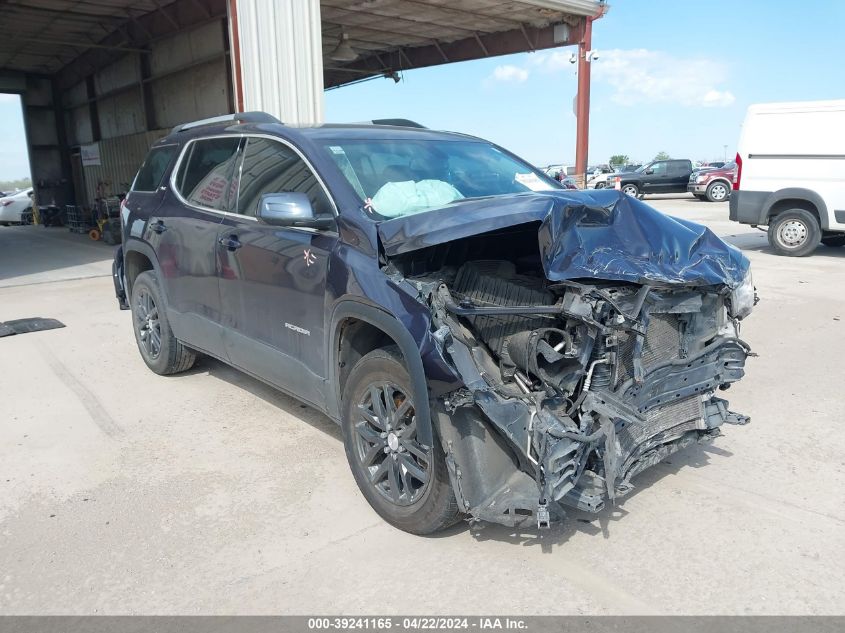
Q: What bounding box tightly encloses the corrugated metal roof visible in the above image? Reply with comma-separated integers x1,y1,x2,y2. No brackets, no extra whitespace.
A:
1,1,601,84
0,0,179,75
321,0,603,88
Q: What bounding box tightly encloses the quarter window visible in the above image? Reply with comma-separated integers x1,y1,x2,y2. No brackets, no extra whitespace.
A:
132,146,177,192
234,137,332,217
174,138,242,211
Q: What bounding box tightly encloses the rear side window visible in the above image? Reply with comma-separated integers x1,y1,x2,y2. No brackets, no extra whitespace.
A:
234,137,332,217
174,138,242,211
132,146,177,192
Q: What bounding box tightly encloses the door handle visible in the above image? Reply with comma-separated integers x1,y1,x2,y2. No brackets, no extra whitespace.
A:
150,220,167,234
218,235,242,251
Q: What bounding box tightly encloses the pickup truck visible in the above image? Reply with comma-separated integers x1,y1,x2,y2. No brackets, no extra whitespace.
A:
613,159,694,197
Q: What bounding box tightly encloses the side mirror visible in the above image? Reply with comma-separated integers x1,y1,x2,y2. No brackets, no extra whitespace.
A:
644,168,654,175
257,192,334,230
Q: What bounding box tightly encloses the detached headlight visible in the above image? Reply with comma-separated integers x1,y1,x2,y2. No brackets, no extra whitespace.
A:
729,271,756,320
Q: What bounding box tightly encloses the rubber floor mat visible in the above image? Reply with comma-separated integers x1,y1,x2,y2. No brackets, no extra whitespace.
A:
0,317,66,337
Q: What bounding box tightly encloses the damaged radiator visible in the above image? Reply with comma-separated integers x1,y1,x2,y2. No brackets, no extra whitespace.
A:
614,313,682,389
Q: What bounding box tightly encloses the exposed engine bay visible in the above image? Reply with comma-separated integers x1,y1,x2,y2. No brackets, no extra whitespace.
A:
385,218,755,528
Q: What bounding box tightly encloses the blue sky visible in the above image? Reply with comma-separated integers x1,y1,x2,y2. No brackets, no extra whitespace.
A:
325,0,845,167
1,0,844,180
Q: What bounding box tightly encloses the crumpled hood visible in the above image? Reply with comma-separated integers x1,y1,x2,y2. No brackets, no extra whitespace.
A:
377,189,749,288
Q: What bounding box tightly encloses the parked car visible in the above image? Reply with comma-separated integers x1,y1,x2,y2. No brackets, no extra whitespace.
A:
0,188,33,225
559,176,578,189
731,99,845,256
688,162,736,202
586,165,616,189
542,163,571,180
612,159,694,197
114,112,754,534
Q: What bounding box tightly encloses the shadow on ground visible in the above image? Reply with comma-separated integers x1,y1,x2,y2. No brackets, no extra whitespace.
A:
181,354,734,551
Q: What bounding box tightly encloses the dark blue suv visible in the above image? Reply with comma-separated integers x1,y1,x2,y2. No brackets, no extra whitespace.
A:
115,112,755,534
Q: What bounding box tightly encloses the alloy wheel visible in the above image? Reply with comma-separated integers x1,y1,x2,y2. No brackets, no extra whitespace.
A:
353,381,431,506
622,184,638,197
709,183,728,201
135,289,162,359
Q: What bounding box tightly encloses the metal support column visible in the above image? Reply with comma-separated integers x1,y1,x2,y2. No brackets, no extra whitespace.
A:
574,16,593,189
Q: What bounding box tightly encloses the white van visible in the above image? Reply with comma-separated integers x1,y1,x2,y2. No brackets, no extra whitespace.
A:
730,99,845,256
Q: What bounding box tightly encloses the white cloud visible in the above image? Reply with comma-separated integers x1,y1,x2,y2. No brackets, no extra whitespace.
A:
489,64,529,83
589,48,735,108
528,51,574,72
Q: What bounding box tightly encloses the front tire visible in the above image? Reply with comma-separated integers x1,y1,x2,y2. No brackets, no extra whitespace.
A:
767,209,821,257
705,180,730,202
594,182,606,189
621,183,639,197
130,271,196,374
341,347,460,534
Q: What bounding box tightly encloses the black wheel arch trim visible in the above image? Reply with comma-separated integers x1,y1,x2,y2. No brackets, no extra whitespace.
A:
328,299,434,449
122,238,165,298
762,188,829,229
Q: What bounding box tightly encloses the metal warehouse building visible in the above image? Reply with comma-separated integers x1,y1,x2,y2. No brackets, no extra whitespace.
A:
0,0,604,212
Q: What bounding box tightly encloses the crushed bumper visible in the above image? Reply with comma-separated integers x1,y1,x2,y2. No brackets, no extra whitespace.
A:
424,281,752,529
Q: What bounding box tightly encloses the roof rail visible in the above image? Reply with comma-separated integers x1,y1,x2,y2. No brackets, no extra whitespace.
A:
171,111,282,134
369,118,426,129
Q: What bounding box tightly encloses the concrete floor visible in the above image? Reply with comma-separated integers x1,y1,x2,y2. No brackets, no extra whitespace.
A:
1,195,843,615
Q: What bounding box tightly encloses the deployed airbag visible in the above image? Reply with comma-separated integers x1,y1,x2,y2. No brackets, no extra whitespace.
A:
371,179,464,218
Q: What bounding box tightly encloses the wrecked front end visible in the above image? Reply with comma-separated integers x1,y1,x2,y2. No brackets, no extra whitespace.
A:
383,191,756,528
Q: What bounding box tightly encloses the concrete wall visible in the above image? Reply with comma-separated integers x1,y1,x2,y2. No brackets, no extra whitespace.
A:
149,21,230,129
55,20,233,208
16,1,324,210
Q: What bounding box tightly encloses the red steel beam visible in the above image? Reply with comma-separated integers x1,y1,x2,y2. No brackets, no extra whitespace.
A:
574,6,607,187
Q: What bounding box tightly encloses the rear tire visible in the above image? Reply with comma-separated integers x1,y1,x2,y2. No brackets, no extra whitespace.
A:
594,182,606,189
821,234,845,248
341,346,460,534
130,271,196,375
767,209,821,257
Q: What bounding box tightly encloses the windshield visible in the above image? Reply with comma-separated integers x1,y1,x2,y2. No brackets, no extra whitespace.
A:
321,139,560,218
634,164,649,173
